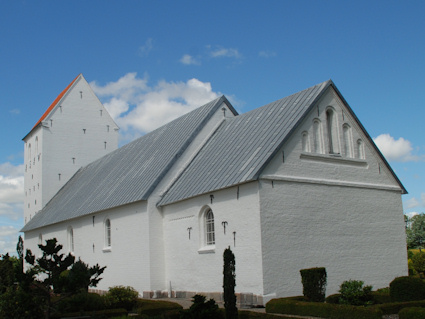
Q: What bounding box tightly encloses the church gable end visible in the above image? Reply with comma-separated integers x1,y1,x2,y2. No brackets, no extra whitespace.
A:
261,85,406,193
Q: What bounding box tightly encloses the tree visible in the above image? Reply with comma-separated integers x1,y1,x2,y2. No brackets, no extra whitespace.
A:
406,213,425,250
25,238,105,319
411,252,425,277
223,246,237,319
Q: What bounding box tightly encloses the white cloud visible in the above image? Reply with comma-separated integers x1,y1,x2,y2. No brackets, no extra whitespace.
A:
180,54,200,65
405,211,419,219
0,163,24,220
404,197,420,209
373,134,419,162
139,38,153,56
9,108,20,115
0,225,20,256
207,45,241,59
91,73,221,141
259,50,277,58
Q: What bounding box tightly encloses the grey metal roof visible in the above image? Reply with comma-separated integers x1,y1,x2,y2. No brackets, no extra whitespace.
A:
157,80,332,206
22,96,236,232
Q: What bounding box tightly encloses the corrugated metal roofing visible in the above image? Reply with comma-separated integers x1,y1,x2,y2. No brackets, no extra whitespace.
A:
157,80,331,206
22,96,234,232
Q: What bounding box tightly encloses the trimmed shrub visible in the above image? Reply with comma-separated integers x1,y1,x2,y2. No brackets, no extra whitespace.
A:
135,298,182,317
299,267,327,302
371,291,391,304
390,276,425,302
104,285,139,310
399,307,425,319
338,280,373,306
266,298,383,319
51,308,127,319
376,300,425,315
223,247,238,319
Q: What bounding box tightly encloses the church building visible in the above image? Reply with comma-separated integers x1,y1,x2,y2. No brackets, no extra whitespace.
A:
21,74,408,305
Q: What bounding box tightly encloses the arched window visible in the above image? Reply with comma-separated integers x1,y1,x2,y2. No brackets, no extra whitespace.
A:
38,233,43,245
313,119,323,154
326,108,339,154
205,209,215,246
301,131,310,152
68,227,74,253
343,124,353,157
28,143,31,161
357,139,365,159
105,219,111,248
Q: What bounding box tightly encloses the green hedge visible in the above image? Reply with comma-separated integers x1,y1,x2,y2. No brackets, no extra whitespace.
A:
238,310,299,318
51,308,127,319
399,307,425,319
375,300,425,315
136,298,183,317
266,298,383,319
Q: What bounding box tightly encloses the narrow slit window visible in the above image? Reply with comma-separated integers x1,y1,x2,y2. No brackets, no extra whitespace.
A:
105,219,111,248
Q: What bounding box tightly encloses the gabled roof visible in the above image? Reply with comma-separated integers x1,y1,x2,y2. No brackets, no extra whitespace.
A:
157,80,331,206
21,96,236,232
23,74,81,140
157,80,407,206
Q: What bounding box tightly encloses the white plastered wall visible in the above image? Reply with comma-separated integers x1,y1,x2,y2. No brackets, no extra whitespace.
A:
259,87,407,301
162,182,264,296
24,201,150,294
146,101,237,292
23,75,118,225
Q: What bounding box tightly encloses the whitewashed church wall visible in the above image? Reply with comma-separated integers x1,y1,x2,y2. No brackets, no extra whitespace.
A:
146,101,237,292
161,182,264,296
259,180,407,301
23,127,44,224
24,201,150,294
258,86,407,302
37,77,118,213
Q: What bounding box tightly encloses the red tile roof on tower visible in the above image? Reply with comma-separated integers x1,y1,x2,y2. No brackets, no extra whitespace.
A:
31,74,81,130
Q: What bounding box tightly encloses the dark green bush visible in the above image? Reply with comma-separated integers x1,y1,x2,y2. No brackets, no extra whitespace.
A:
135,298,182,316
325,293,341,304
370,290,391,304
51,308,127,319
266,298,383,319
0,286,44,319
399,307,425,319
411,252,425,277
55,291,106,313
390,276,425,302
299,267,327,302
338,279,373,306
104,285,139,310
180,294,223,319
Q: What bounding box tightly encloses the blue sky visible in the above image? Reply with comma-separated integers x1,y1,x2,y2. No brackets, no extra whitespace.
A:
1,1,424,255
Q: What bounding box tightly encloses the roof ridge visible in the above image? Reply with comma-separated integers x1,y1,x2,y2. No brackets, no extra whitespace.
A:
28,74,81,133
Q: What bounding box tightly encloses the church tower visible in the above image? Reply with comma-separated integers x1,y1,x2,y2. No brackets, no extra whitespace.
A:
23,74,119,225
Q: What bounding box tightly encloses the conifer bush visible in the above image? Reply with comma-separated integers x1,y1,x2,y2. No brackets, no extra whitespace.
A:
299,267,327,302
223,246,238,318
